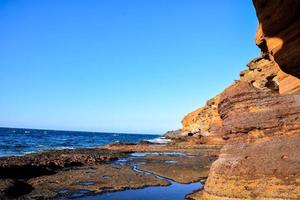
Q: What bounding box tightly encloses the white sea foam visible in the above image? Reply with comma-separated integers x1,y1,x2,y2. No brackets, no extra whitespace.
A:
130,152,186,157
146,137,171,144
53,146,75,150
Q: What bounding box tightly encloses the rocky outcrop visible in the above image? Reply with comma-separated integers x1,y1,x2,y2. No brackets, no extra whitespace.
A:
277,69,300,94
239,57,279,92
164,129,190,139
0,148,132,199
164,95,225,145
253,0,300,92
172,52,284,145
179,95,225,144
182,96,222,135
0,148,129,179
200,81,300,199
172,56,280,145
194,1,300,199
167,1,300,197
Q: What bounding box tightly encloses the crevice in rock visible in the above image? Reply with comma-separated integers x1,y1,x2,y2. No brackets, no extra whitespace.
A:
0,165,58,179
265,74,279,91
4,180,34,198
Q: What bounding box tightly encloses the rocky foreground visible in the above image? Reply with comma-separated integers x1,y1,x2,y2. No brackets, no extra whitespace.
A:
0,141,220,199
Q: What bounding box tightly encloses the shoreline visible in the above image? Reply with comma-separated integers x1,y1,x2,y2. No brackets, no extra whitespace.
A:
0,139,221,199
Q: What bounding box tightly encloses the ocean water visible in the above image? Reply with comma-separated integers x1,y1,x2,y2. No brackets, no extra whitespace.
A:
0,127,160,157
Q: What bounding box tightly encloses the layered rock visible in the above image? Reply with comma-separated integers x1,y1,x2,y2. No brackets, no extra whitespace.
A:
170,56,280,145
164,129,190,139
163,95,225,145
239,57,279,92
196,1,300,199
277,69,300,94
253,0,300,92
181,96,221,134
171,2,300,197
180,95,225,144
200,81,300,199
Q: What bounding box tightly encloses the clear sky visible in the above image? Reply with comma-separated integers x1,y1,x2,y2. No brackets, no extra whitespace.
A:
0,0,259,134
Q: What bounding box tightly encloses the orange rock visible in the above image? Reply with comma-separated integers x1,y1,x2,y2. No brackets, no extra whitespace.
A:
253,0,300,78
278,70,300,94
201,81,300,199
180,95,225,145
186,1,300,199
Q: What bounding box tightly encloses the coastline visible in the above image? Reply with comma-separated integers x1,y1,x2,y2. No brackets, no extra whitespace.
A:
0,138,221,199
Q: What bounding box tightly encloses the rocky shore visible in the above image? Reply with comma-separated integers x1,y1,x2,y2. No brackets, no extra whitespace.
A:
1,1,299,199
0,141,221,199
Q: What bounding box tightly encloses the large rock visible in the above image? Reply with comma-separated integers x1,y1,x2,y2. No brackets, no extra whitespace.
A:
180,95,225,144
177,56,280,145
192,1,300,198
163,129,190,139
174,2,300,197
253,0,300,92
239,57,279,92
177,54,283,143
200,81,300,199
253,0,300,78
277,70,300,94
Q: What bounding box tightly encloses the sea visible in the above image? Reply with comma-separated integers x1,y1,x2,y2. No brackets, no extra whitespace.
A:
0,127,162,157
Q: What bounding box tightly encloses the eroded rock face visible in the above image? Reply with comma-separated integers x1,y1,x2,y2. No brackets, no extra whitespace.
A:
174,56,280,145
240,57,279,92
180,95,225,144
191,1,300,198
173,56,282,145
182,96,221,134
277,69,300,94
203,134,300,199
219,82,300,138
164,129,190,139
253,0,300,79
253,0,300,93
201,81,300,199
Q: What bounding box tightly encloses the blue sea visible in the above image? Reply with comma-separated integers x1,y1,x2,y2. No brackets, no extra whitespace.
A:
0,127,160,157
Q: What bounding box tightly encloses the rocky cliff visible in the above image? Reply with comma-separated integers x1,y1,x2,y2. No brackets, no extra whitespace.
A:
185,0,300,199
253,0,300,79
253,0,300,95
179,95,225,144
164,95,225,145
166,56,280,145
201,81,300,199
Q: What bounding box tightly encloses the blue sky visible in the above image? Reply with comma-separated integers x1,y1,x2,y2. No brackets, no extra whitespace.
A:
0,0,259,134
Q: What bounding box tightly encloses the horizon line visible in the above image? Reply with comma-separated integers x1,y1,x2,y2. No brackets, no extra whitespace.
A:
0,126,162,135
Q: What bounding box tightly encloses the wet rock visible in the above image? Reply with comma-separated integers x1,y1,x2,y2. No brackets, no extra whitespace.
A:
0,148,131,199
27,164,168,199
137,151,218,184
0,148,129,179
0,142,217,199
3,180,34,199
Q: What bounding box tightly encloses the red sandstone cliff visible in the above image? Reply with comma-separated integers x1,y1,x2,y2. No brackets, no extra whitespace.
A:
166,55,281,145
185,0,300,199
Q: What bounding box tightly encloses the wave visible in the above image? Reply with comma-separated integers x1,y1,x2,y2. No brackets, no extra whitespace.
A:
146,137,171,144
53,146,75,150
